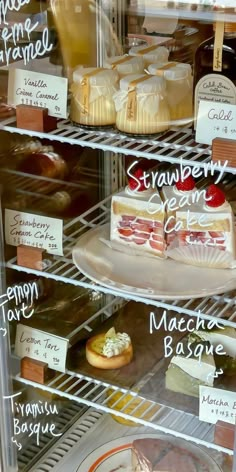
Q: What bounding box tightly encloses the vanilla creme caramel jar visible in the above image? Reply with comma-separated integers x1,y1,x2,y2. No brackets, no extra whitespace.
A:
129,44,169,68
114,74,170,135
104,55,144,78
148,63,193,125
70,67,119,127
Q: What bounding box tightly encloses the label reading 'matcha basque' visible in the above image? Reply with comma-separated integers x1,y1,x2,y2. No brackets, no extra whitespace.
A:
194,73,236,125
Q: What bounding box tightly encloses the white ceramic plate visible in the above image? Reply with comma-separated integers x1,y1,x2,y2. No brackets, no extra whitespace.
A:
76,433,222,471
72,224,236,300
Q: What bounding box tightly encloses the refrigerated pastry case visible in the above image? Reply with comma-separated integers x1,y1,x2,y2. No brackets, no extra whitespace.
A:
0,1,236,471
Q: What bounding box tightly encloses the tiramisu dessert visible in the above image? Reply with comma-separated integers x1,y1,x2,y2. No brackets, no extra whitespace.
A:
132,438,210,471
110,169,166,257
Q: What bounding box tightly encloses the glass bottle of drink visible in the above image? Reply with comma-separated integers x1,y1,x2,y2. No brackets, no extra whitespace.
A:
194,20,236,121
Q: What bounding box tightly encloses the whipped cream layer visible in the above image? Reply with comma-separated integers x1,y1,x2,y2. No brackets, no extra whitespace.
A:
103,332,131,358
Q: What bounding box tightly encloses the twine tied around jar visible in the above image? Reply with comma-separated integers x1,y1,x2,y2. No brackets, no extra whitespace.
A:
111,55,132,69
80,68,104,115
127,75,151,121
154,62,178,77
137,44,161,55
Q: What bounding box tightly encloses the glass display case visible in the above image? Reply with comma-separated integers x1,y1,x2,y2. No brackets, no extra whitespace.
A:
0,1,235,471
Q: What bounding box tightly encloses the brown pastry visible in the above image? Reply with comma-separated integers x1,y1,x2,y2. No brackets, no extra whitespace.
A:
19,151,67,179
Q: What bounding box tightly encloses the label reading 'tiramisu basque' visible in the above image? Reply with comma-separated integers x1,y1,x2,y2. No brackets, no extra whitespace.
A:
194,74,236,126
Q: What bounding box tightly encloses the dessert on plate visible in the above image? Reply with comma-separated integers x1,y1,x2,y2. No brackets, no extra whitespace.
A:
132,438,211,471
86,327,133,369
171,184,236,268
191,326,236,376
110,169,166,257
162,175,197,246
165,347,216,398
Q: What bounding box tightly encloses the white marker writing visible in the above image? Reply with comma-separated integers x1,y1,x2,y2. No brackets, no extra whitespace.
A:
4,392,62,447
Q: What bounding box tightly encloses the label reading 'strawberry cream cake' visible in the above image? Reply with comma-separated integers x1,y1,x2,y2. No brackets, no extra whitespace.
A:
110,169,166,257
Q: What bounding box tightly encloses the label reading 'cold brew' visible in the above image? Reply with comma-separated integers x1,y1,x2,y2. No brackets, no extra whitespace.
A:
194,74,236,124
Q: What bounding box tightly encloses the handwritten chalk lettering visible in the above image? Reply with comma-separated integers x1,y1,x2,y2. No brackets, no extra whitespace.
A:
5,210,63,256
44,338,60,351
200,386,236,425
6,281,38,306
16,88,33,97
163,336,226,362
15,324,68,372
24,78,47,88
150,310,224,334
127,159,229,192
0,26,53,66
0,282,38,331
13,419,61,446
1,18,37,47
35,231,55,241
36,91,59,101
0,0,30,25
6,391,58,418
20,333,41,345
2,302,33,322
3,392,62,449
10,214,50,232
208,108,233,122
202,395,229,407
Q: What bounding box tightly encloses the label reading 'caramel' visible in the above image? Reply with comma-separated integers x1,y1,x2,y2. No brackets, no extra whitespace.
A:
213,21,224,72
127,76,150,121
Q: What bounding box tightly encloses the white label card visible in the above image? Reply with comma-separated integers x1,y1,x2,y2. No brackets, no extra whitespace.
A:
5,209,63,256
196,101,236,145
199,386,236,425
15,324,69,373
8,69,68,119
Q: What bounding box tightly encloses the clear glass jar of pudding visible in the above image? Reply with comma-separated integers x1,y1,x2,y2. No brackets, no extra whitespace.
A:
148,62,193,125
114,74,170,135
70,67,119,127
129,44,169,68
104,55,144,78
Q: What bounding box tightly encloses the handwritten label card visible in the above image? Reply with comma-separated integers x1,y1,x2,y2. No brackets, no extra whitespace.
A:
8,69,68,119
199,386,236,425
5,209,63,256
15,324,69,373
196,101,236,145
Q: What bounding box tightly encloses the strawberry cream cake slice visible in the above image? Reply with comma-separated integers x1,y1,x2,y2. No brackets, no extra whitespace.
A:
162,175,198,247
110,169,166,257
175,184,236,267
